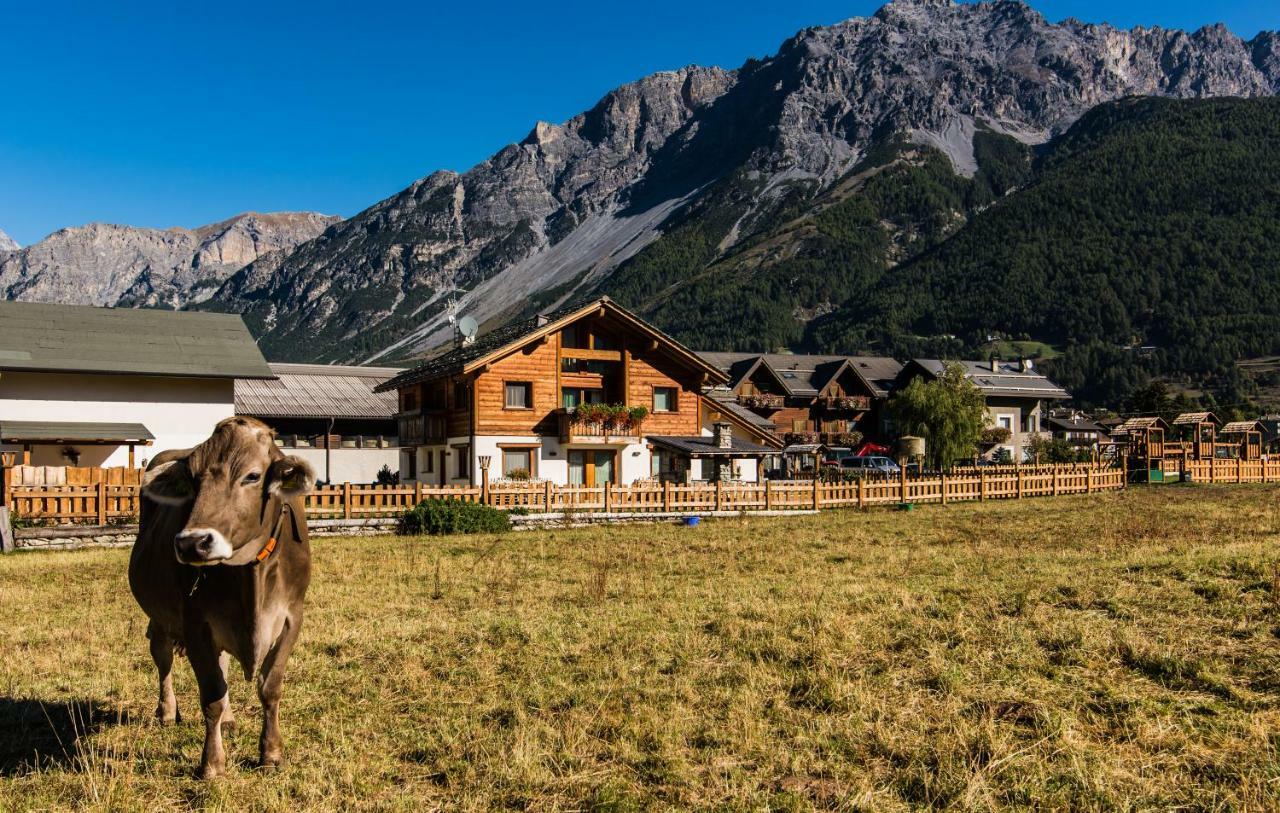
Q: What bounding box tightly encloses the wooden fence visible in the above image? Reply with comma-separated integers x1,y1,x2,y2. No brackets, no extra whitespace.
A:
4,463,1131,526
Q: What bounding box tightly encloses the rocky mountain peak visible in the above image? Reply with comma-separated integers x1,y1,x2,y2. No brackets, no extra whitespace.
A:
0,211,339,309
0,228,18,253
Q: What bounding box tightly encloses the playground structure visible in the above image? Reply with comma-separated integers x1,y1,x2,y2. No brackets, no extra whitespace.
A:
1116,413,1266,482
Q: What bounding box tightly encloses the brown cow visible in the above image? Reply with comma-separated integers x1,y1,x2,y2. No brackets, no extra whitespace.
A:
128,417,314,778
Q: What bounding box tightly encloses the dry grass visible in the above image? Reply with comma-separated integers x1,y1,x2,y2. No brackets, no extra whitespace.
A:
2,486,1280,810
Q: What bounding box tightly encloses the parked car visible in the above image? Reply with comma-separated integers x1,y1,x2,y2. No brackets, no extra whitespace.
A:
839,455,901,476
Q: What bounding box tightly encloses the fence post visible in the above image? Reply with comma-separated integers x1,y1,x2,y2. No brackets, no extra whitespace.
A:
813,478,822,511
857,477,865,510
543,480,552,513
940,472,947,505
714,480,722,512
343,482,352,519
1016,467,1024,500
663,481,672,512
414,480,422,506
979,469,986,501
604,482,612,513
1051,470,1058,497
96,480,107,525
0,506,13,554
1237,458,1243,484
1086,468,1093,494
900,465,908,505
765,479,773,511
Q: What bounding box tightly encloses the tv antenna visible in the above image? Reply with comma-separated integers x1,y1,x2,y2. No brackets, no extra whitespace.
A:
443,285,477,347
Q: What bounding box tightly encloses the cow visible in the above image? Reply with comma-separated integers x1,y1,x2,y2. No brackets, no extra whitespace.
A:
128,416,314,778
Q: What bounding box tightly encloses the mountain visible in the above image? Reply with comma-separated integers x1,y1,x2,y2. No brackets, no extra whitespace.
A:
204,0,1279,365
0,212,340,309
0,229,17,253
805,96,1280,410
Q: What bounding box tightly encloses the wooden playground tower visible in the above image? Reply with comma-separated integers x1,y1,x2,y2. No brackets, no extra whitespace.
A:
1118,413,1264,482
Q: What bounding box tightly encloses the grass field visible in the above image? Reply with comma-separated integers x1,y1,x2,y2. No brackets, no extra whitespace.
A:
2,486,1280,811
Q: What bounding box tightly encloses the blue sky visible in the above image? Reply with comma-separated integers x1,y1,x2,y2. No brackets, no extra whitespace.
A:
1,0,1276,246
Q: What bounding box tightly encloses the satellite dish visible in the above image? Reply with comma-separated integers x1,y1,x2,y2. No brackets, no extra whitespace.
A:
457,315,479,340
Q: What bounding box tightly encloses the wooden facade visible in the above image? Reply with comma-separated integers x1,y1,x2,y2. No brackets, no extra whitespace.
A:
384,299,777,487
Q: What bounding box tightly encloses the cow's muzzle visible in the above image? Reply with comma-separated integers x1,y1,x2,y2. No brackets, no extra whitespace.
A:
174,528,234,565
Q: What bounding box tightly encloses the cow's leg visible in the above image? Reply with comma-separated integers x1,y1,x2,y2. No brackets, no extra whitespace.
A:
257,614,302,769
147,621,179,725
186,628,230,779
218,651,236,732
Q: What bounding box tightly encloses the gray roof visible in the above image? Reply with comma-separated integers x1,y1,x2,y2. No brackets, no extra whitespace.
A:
648,435,774,457
0,301,272,379
379,297,726,392
705,391,777,431
236,363,402,420
698,352,903,398
1045,417,1105,434
909,359,1070,399
0,420,154,443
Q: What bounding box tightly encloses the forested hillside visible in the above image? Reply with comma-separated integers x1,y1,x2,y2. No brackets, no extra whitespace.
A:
806,97,1280,408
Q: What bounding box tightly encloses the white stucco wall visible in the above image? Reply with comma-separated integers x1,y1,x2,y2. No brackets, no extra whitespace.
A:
285,447,400,485
0,371,235,468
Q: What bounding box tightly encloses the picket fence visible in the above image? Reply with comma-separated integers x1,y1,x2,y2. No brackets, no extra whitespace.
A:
3,463,1133,526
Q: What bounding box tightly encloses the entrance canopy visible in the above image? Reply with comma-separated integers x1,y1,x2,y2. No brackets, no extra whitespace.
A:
0,421,155,445
649,436,774,458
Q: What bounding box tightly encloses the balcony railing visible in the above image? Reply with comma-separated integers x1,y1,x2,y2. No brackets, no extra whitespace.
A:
737,393,785,409
396,413,446,446
558,410,643,443
820,395,871,411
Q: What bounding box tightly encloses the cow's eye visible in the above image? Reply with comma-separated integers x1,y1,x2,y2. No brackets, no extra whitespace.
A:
241,472,262,486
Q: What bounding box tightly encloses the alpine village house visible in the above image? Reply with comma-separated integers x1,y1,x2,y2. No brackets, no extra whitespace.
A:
378,298,780,487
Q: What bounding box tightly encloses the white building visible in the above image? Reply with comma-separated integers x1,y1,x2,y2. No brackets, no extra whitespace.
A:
0,301,273,468
235,363,402,484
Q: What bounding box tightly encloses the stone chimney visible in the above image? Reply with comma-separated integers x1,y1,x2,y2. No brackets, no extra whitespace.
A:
713,421,733,449
990,358,999,372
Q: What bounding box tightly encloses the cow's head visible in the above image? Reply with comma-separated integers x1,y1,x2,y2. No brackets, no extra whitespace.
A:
142,417,314,566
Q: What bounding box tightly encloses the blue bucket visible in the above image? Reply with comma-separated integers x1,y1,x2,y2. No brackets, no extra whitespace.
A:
684,516,701,527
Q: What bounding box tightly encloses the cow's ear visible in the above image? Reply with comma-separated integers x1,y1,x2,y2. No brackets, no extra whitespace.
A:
141,460,195,506
268,456,314,497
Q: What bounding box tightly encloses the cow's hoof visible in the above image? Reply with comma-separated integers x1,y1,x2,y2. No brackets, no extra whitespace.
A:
259,752,284,771
220,716,236,733
154,708,179,726
197,762,224,780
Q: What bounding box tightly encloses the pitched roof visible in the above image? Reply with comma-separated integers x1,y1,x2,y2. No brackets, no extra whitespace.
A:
1116,416,1168,431
1172,411,1220,426
236,363,402,420
0,420,154,443
701,393,783,449
647,435,775,457
697,352,903,398
378,298,726,392
909,359,1070,399
0,301,272,379
1221,420,1264,434
1045,416,1105,434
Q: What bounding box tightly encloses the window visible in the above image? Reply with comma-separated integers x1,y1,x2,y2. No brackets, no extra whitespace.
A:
997,415,1013,431
423,450,434,474
502,448,533,477
455,446,470,478
562,387,605,409
406,450,417,479
560,358,612,375
453,381,469,409
653,386,677,413
504,382,532,409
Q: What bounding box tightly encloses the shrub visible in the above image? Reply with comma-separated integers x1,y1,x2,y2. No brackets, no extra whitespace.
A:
375,464,400,486
505,468,531,481
397,498,512,536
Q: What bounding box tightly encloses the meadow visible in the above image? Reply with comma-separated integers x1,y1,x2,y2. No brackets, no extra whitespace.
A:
1,485,1278,811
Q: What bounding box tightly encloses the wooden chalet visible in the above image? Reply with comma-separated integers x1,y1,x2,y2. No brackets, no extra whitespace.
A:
377,298,781,487
697,352,902,447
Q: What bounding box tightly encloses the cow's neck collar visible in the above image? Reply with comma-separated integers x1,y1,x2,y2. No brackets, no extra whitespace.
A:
251,504,292,565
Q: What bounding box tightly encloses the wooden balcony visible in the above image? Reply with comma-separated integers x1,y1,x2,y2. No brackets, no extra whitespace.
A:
557,410,642,444
396,412,446,446
737,393,785,410
819,395,871,412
